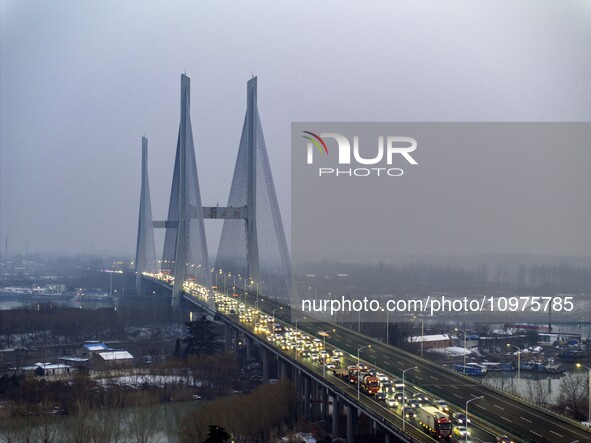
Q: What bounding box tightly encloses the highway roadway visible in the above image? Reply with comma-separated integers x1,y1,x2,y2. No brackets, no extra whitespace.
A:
258,306,499,443
247,289,591,443
145,275,591,443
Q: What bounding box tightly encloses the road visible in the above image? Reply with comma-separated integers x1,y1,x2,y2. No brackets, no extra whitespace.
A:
250,290,591,443
146,274,591,443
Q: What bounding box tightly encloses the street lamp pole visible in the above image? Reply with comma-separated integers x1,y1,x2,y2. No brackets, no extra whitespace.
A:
577,363,591,424
421,320,424,358
402,366,417,431
386,309,389,345
455,328,468,368
357,345,371,399
507,344,521,389
294,317,306,359
272,307,282,326
319,330,335,378
465,396,483,443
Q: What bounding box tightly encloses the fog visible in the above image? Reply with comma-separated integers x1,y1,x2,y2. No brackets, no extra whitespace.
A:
1,1,590,259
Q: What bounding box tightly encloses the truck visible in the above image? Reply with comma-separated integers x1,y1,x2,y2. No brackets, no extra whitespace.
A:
348,366,359,384
362,375,380,395
416,406,452,440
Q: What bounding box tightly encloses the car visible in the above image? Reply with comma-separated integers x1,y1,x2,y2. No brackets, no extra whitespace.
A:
402,406,415,419
358,363,368,371
451,412,470,425
381,382,394,394
310,352,319,360
332,348,343,357
435,399,449,412
394,392,406,403
393,379,405,391
300,350,310,358
453,426,469,438
496,436,515,443
375,392,387,402
412,393,429,405
406,398,419,409
385,398,399,408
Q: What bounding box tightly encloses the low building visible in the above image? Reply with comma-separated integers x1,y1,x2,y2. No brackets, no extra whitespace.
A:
76,341,111,359
59,356,89,369
539,332,581,346
20,362,73,376
91,350,134,368
456,333,480,349
406,334,452,349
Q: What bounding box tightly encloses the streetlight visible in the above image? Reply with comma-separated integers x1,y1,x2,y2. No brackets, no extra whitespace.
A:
357,345,371,399
401,366,417,430
272,307,282,326
319,329,335,378
386,309,389,345
507,344,521,389
294,317,306,358
455,327,468,368
465,396,483,442
577,363,591,424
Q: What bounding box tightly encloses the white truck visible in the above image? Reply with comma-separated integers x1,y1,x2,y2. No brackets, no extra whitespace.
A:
416,405,452,440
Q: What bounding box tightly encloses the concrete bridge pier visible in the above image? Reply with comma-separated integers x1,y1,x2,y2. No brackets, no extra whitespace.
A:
303,376,310,419
321,386,329,417
311,379,320,419
262,348,269,383
346,404,356,443
278,357,287,379
245,336,253,360
224,323,232,351
384,432,393,443
332,394,340,438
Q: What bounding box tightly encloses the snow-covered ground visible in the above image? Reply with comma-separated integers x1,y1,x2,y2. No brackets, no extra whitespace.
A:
427,346,473,357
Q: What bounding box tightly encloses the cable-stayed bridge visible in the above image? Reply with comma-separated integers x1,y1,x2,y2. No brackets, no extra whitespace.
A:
132,74,591,443
135,74,290,310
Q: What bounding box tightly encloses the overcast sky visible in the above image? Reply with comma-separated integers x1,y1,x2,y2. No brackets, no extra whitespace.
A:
1,1,590,259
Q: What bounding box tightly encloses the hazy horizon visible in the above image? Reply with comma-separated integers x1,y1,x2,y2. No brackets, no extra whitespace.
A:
1,1,590,258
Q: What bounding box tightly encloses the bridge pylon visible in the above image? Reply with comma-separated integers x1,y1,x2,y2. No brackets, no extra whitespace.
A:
215,76,291,303
135,74,289,307
160,74,212,306
134,136,157,295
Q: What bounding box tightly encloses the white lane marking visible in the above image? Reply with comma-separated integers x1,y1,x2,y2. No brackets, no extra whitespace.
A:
453,393,463,399
493,404,504,411
550,430,564,438
500,416,511,423
520,416,532,423
531,431,542,437
475,404,486,410
430,376,439,381
415,376,423,380
451,385,459,390
397,361,404,366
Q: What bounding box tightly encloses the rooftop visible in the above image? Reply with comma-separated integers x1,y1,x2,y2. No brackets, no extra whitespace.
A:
97,350,134,361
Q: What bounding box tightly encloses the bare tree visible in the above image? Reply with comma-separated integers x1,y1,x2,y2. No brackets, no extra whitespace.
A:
127,392,161,443
524,378,550,406
557,372,588,420
89,406,124,443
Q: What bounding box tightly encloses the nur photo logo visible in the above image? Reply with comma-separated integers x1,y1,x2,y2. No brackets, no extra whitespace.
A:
301,130,418,177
